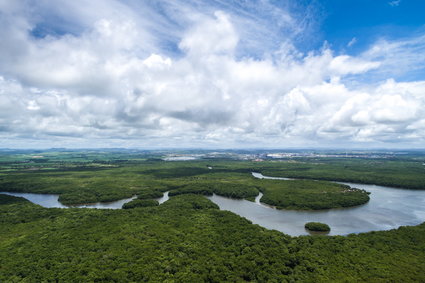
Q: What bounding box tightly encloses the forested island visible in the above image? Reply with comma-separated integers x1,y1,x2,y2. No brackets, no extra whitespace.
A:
0,149,425,281
305,222,331,232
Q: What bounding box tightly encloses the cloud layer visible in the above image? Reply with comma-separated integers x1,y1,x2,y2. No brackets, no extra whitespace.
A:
0,0,425,148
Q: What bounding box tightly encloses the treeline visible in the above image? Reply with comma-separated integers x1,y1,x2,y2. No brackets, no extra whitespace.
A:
169,182,259,200
122,199,158,209
257,159,425,190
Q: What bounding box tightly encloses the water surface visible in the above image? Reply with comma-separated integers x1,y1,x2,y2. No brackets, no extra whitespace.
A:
157,191,169,204
2,173,425,236
0,191,66,208
251,172,293,180
207,173,425,236
0,191,136,209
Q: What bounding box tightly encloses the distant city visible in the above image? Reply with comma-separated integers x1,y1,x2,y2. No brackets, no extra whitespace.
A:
161,149,423,161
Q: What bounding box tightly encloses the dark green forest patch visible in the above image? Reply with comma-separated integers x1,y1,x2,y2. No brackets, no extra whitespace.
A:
259,179,370,210
122,199,159,209
0,194,424,282
305,222,331,232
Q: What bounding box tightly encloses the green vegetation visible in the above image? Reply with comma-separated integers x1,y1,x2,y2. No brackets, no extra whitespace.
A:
0,150,424,207
305,222,331,232
212,183,259,199
259,179,370,210
0,150,425,281
1,194,425,282
136,191,164,199
0,167,169,205
162,194,220,210
169,184,214,196
257,158,425,190
122,199,159,209
169,183,259,200
0,153,374,210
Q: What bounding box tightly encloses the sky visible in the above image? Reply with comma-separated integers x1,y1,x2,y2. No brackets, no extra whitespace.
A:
0,0,425,149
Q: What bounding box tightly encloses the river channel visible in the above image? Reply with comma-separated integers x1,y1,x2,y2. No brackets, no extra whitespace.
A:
206,173,425,236
1,172,425,236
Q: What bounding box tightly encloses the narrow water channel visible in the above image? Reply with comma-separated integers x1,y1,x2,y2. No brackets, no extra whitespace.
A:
0,191,137,209
0,191,169,209
157,191,169,204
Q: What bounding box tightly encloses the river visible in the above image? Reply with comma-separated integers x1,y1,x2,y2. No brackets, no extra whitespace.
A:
0,191,137,209
1,172,425,236
207,172,425,236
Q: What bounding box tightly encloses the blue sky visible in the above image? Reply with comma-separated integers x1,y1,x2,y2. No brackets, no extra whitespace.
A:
319,0,425,52
0,0,424,149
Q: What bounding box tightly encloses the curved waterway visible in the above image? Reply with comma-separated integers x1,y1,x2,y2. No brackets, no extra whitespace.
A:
207,172,425,236
0,191,137,209
2,173,425,236
0,191,172,209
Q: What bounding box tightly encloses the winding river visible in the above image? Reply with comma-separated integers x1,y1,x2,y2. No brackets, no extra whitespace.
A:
0,191,137,209
0,190,170,209
1,172,425,236
206,173,425,236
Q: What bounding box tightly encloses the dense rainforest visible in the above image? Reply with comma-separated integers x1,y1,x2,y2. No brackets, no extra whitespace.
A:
1,194,425,282
0,155,373,210
0,150,424,281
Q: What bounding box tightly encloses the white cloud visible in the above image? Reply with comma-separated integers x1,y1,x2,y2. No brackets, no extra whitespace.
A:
329,55,380,75
179,11,238,56
389,0,401,7
0,0,424,148
361,35,425,79
347,37,357,47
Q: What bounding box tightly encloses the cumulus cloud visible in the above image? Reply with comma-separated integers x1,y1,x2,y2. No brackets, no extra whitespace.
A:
0,0,424,148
